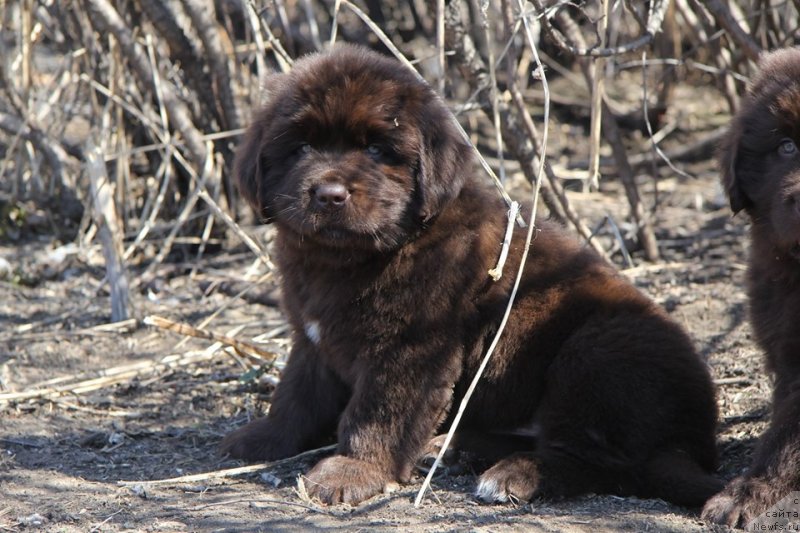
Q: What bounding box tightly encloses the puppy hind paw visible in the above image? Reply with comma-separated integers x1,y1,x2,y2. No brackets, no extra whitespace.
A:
476,477,511,503
476,455,540,504
701,492,749,528
701,476,775,528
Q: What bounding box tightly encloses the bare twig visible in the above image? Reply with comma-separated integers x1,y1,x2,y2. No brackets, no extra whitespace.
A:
84,0,211,172
701,0,762,62
0,349,220,404
144,315,278,363
587,0,609,189
86,139,131,322
118,444,336,487
530,0,670,57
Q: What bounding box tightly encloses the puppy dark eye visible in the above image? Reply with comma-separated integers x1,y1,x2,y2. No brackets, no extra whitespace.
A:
298,143,312,155
778,138,798,157
366,144,383,157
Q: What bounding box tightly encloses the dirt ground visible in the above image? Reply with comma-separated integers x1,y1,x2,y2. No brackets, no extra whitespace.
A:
0,82,767,532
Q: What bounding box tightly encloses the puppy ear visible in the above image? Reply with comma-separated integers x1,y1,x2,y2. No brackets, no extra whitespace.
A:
718,126,751,214
417,115,472,221
233,120,272,222
234,73,288,223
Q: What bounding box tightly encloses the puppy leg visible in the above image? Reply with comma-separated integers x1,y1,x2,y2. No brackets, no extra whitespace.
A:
304,350,460,505
220,340,348,461
476,446,622,503
478,313,720,506
703,383,800,527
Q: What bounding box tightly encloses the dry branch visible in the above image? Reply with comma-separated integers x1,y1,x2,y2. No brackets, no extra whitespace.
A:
701,0,762,62
553,6,661,261
439,0,607,258
83,0,212,176
144,314,279,364
117,444,336,487
87,139,131,322
0,349,219,404
530,0,671,57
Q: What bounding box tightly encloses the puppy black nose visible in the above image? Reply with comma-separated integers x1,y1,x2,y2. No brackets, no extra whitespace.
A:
312,183,349,208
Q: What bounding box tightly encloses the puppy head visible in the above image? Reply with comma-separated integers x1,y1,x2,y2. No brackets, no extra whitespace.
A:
720,47,800,252
235,44,471,251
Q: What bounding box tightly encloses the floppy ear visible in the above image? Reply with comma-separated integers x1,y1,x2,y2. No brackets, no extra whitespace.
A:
233,120,273,222
416,114,472,222
717,125,751,214
234,73,289,223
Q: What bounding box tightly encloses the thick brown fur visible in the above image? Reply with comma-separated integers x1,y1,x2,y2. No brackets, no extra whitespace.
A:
702,47,800,528
221,44,721,507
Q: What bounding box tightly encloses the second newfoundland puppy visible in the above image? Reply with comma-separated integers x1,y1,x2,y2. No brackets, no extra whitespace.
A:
702,47,800,528
221,44,721,506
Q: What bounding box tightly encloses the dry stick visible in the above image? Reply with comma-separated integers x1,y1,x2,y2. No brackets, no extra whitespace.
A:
123,145,174,260
488,202,521,281
183,0,241,139
196,186,275,270
117,444,337,487
442,1,606,259
587,0,609,189
136,143,214,285
628,124,728,168
132,138,273,271
242,0,271,81
640,50,692,180
189,496,327,514
243,0,292,73
415,0,551,506
330,0,342,45
436,0,445,94
554,9,660,261
299,0,322,50
174,270,275,351
0,111,71,188
86,140,130,322
507,87,608,262
684,0,742,113
84,0,210,174
530,0,670,57
602,103,660,261
0,39,79,189
137,0,218,126
701,0,762,62
480,0,507,184
144,315,278,364
272,0,295,56
81,75,249,261
0,349,219,404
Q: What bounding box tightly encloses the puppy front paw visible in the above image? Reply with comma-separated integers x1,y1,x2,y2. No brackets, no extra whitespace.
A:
219,418,299,461
701,476,774,528
476,454,540,503
302,455,395,505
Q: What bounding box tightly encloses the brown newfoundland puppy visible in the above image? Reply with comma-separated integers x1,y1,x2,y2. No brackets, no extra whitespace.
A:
221,44,721,506
702,47,800,527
